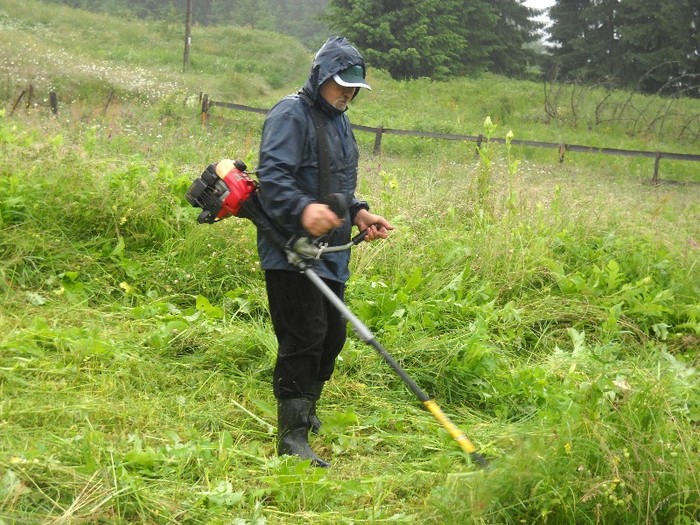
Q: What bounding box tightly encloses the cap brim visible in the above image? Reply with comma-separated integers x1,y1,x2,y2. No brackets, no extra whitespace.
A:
333,73,371,90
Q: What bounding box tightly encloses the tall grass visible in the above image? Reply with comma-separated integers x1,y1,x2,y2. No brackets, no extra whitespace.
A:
2,96,698,524
1,2,699,524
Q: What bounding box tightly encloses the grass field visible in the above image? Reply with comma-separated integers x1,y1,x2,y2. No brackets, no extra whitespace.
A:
1,1,699,524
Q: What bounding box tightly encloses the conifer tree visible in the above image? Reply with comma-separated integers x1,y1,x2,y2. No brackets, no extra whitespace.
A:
325,0,541,80
548,0,699,95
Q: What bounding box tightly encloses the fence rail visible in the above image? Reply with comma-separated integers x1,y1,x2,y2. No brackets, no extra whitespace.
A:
202,96,700,185
8,85,696,185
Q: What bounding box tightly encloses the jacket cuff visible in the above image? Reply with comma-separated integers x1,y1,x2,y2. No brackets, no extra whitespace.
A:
349,200,370,223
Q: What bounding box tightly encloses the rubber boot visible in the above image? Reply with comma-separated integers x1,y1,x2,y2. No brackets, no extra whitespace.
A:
309,381,325,435
277,398,330,468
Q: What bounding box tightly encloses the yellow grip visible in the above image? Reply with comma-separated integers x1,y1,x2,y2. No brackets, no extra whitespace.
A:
423,399,478,454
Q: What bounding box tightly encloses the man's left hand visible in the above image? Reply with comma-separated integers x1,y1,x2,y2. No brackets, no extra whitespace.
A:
354,209,394,241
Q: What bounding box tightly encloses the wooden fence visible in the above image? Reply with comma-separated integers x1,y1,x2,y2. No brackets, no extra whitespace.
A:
9,86,59,116
9,85,115,117
201,95,700,185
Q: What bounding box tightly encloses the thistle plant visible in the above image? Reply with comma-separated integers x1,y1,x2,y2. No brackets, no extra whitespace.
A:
475,116,497,213
505,129,520,213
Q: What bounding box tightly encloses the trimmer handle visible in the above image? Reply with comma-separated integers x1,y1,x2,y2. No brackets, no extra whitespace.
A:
324,193,347,218
351,223,387,245
351,229,369,245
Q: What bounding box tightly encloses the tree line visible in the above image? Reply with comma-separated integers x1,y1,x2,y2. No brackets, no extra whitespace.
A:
40,0,699,96
324,0,543,80
39,0,331,49
548,0,699,96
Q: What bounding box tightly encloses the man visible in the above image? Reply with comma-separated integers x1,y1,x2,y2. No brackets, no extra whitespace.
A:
256,36,393,467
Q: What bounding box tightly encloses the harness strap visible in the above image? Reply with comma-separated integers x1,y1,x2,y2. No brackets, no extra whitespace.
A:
298,93,331,202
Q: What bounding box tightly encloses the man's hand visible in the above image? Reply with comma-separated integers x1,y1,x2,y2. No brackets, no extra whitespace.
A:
354,209,394,241
302,203,343,237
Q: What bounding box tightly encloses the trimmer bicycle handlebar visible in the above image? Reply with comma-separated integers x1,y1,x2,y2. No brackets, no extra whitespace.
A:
285,228,369,263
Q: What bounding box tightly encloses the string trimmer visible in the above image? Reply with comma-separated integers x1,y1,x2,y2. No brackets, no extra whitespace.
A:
186,159,488,468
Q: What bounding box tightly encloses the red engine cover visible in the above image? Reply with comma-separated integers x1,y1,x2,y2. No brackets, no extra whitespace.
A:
218,168,257,219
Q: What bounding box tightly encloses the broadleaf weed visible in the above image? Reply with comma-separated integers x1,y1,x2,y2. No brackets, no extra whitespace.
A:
0,10,698,523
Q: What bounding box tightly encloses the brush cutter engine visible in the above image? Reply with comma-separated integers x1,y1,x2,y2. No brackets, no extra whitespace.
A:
186,160,365,263
185,160,256,224
186,160,357,257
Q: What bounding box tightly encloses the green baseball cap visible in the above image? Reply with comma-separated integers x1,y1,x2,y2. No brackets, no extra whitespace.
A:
333,65,371,90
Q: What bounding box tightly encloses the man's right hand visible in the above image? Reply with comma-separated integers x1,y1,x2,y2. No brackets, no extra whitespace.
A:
301,203,343,237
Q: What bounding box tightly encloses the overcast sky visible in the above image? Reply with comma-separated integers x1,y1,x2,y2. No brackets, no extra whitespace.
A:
524,0,556,9
524,0,555,25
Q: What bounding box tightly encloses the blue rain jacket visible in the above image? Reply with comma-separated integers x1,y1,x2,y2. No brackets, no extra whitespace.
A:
256,37,369,283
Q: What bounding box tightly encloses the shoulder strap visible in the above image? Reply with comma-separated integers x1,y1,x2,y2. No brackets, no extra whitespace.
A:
298,93,331,201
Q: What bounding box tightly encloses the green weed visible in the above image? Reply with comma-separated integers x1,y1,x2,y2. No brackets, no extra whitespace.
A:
0,4,698,524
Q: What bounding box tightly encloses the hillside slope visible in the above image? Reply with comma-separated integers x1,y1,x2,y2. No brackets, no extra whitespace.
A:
2,0,699,168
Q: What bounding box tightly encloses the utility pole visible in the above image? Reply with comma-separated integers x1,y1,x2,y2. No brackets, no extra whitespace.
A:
183,0,193,72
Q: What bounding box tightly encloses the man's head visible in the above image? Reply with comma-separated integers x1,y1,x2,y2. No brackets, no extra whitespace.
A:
319,65,371,112
303,37,370,112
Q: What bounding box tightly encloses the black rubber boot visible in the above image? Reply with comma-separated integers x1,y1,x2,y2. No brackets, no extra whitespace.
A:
277,398,329,468
309,381,325,435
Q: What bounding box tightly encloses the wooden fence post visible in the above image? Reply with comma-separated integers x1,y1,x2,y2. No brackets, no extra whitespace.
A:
558,144,566,163
10,89,25,115
103,91,114,116
49,91,58,116
652,151,661,185
373,125,384,155
26,84,34,109
201,94,209,126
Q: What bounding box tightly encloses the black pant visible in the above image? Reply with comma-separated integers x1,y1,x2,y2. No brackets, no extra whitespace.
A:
265,270,347,400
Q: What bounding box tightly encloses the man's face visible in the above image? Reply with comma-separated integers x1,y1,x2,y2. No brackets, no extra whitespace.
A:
319,78,357,111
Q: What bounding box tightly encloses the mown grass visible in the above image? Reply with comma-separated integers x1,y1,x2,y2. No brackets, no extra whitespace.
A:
1,1,699,524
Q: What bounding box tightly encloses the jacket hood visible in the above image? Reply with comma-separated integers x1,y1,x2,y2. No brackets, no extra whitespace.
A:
300,36,367,107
